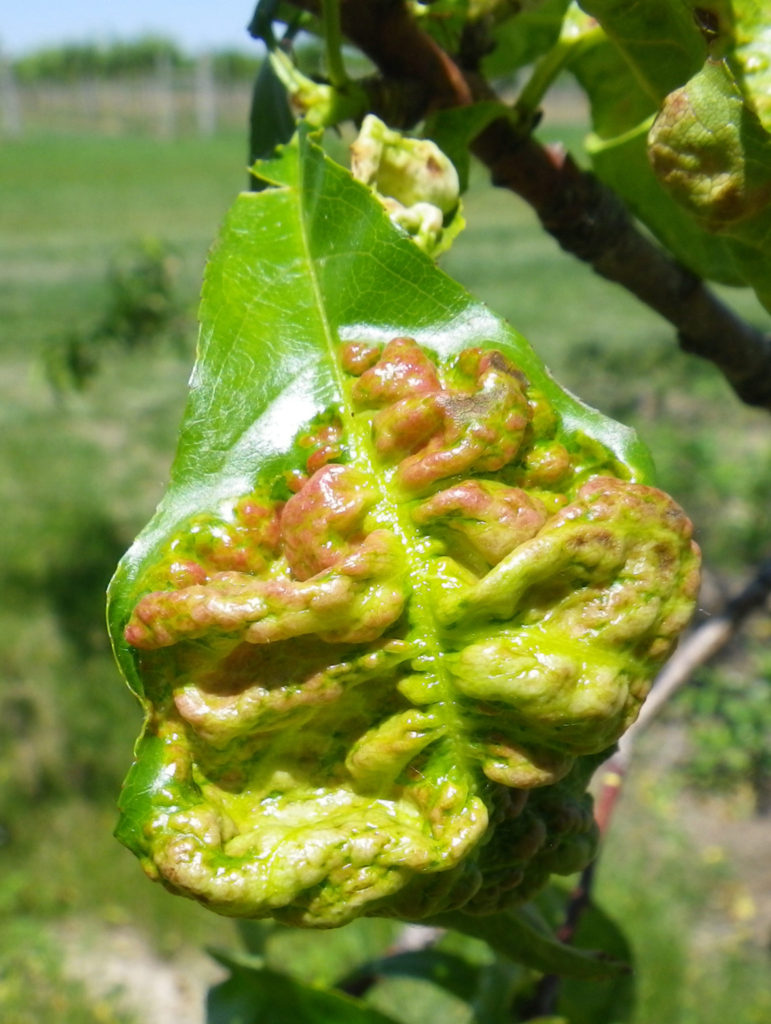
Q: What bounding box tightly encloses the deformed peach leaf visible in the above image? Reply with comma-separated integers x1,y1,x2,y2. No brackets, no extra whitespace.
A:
573,1,771,308
108,129,698,928
648,57,771,308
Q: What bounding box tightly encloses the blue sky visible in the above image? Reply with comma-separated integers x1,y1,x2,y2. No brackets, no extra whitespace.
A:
2,1,260,56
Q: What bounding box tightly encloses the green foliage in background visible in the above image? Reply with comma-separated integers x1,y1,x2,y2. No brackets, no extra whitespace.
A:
12,37,262,82
0,919,136,1024
12,37,190,81
676,656,771,814
44,238,191,391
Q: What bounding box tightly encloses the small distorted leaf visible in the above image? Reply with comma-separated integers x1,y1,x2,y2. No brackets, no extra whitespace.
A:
568,2,771,306
648,59,771,229
351,116,463,256
109,129,699,928
648,55,771,308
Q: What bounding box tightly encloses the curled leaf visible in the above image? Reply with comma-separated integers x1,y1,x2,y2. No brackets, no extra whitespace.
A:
351,115,463,256
109,131,699,927
648,59,771,229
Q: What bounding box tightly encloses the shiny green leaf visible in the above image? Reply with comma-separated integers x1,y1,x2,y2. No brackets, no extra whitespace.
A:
483,0,572,78
248,57,296,168
732,0,771,131
577,0,707,100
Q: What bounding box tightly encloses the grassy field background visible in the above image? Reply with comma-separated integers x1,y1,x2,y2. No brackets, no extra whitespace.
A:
1,126,769,1023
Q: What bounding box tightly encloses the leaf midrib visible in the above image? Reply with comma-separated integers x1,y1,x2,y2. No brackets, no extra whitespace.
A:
292,160,472,788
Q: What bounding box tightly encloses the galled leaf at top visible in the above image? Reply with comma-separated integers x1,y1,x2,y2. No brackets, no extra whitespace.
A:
647,56,771,308
571,0,771,308
109,131,699,927
350,115,464,256
529,3,746,284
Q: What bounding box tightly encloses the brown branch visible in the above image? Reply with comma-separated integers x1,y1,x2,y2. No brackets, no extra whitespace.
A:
470,122,771,410
293,0,771,411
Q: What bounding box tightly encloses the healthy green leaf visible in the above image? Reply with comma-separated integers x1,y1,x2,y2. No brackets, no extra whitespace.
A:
109,129,698,928
482,0,572,78
558,901,635,1023
339,949,481,1003
732,0,771,132
468,955,528,1024
577,0,707,100
208,960,401,1024
236,919,278,957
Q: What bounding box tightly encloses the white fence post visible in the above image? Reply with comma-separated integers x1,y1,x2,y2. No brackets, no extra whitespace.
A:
0,48,22,137
195,54,217,136
155,52,176,139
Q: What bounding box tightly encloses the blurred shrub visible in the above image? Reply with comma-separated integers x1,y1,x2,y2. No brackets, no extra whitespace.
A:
13,37,189,82
45,238,191,391
675,653,771,816
13,39,262,84
211,50,262,82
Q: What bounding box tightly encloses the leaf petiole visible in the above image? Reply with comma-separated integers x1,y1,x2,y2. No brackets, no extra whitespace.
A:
321,0,348,89
514,18,604,130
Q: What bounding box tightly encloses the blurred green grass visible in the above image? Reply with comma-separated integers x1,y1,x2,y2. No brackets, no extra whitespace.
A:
0,133,247,1006
1,128,769,1023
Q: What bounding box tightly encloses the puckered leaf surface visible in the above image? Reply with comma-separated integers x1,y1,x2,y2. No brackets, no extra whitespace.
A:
109,130,698,927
